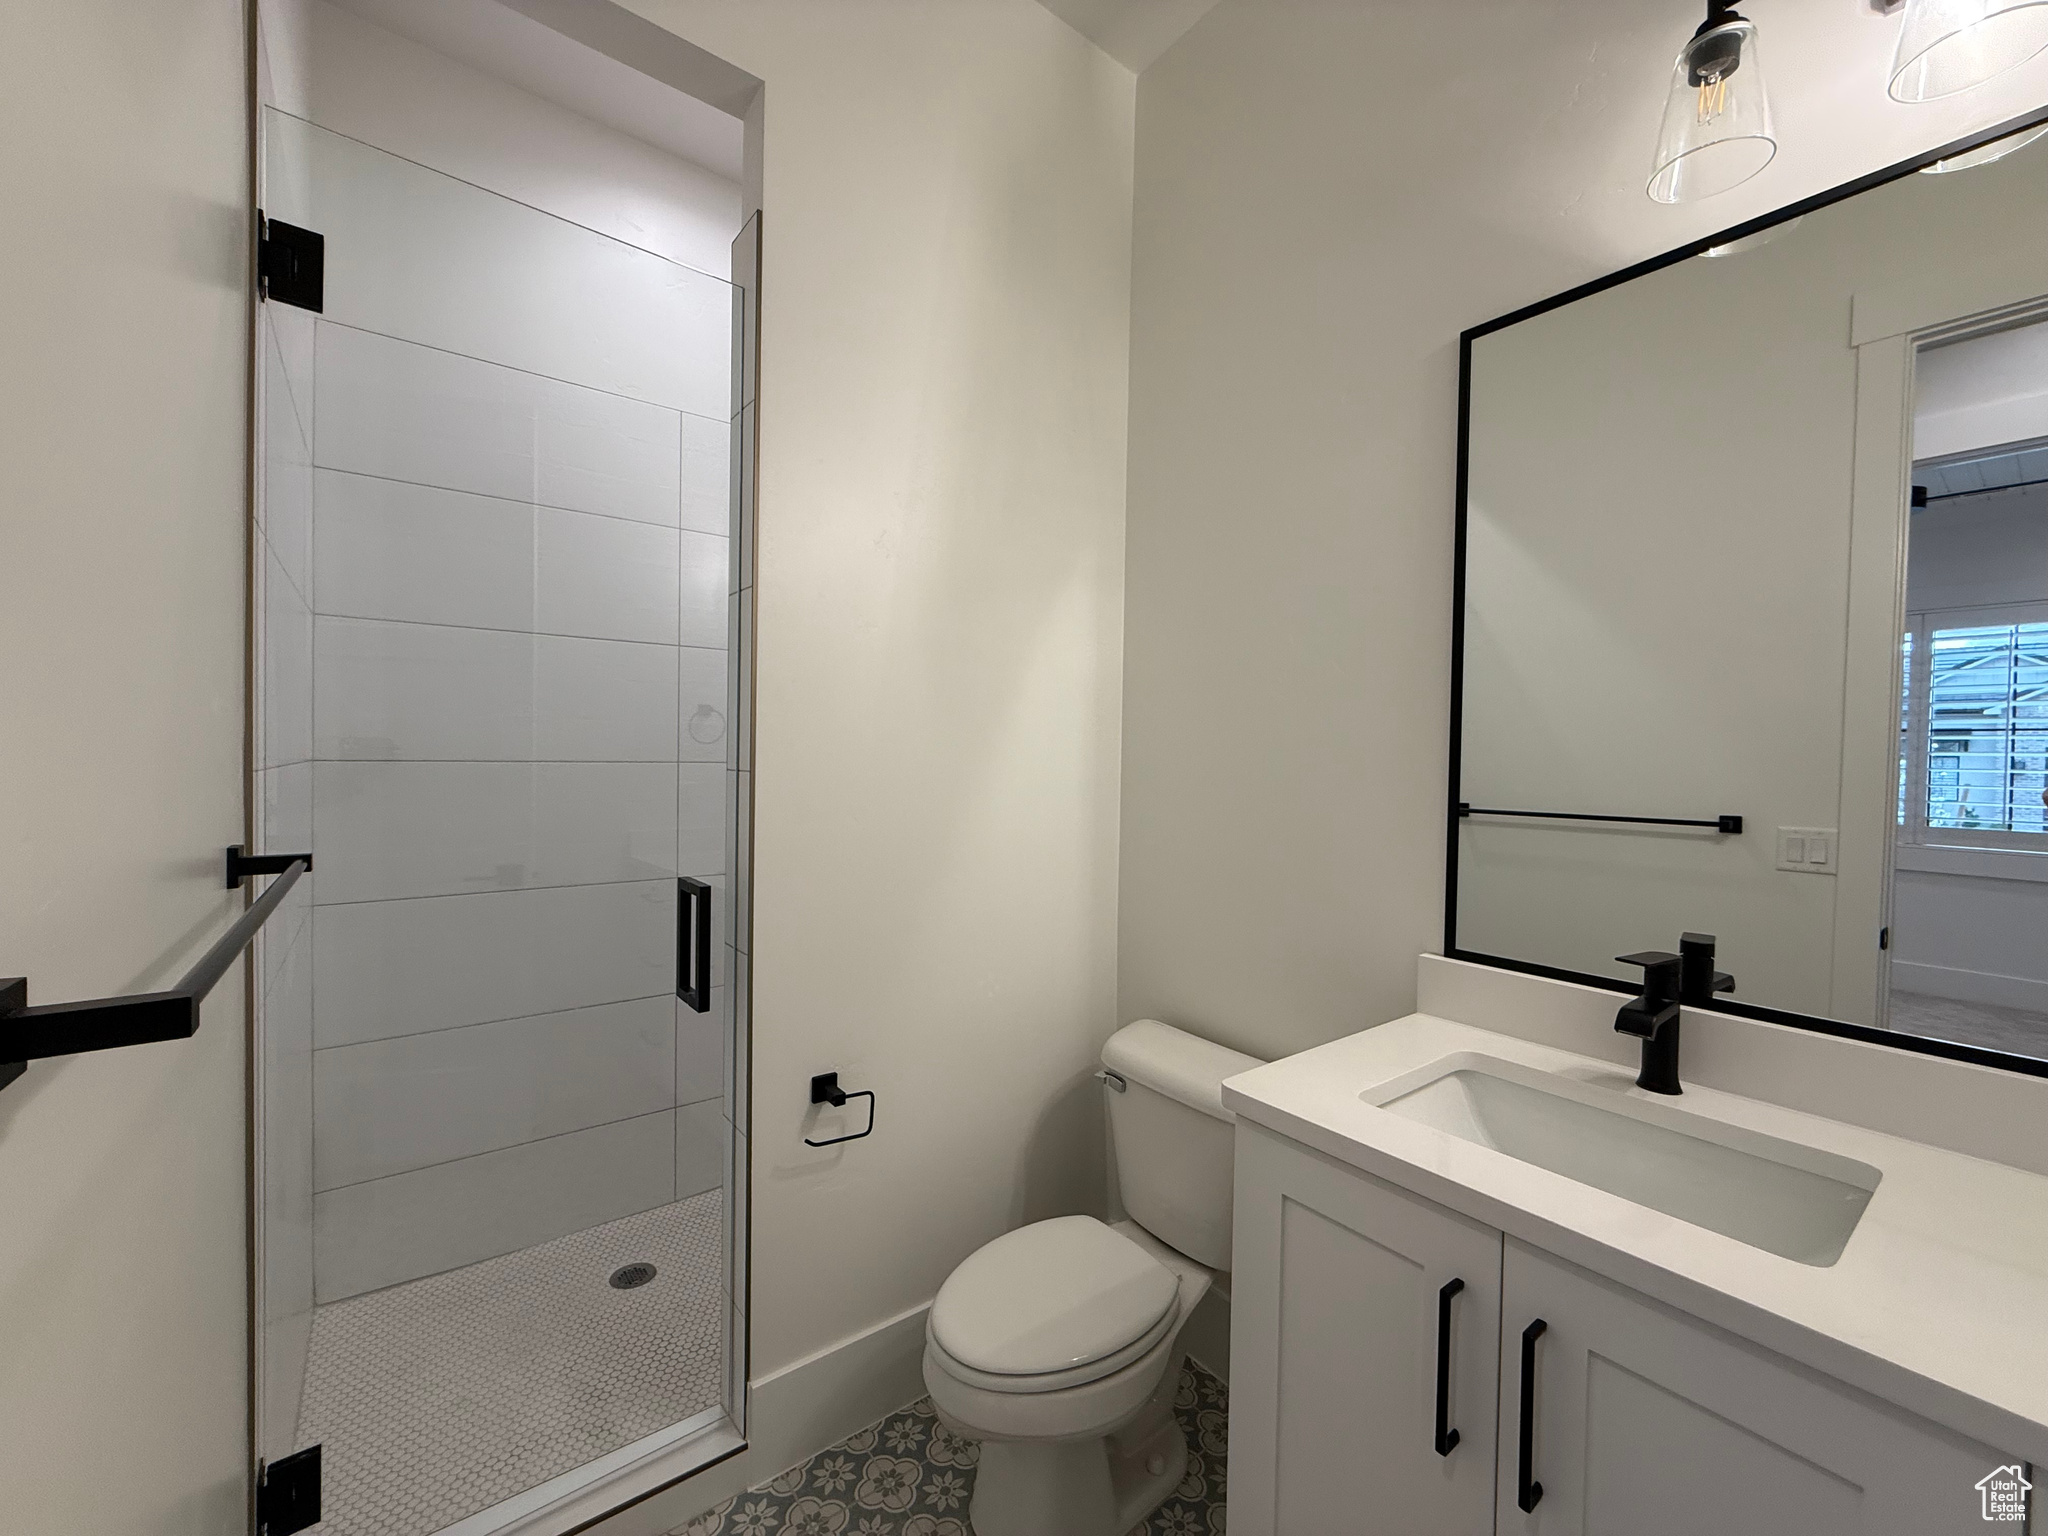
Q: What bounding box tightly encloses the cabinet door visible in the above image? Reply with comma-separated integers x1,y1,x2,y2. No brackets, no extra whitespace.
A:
1230,1122,1502,1536
1497,1240,2023,1536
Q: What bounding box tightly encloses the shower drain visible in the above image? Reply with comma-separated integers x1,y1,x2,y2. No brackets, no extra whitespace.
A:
609,1262,657,1290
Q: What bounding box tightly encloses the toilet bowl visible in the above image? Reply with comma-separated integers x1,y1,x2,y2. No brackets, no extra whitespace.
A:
921,1019,1262,1536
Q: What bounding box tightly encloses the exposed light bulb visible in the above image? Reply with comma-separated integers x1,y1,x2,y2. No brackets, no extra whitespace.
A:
1890,0,2048,102
1649,3,1777,204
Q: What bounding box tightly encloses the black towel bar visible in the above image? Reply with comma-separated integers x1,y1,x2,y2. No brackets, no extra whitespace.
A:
1460,804,1742,834
0,850,308,1092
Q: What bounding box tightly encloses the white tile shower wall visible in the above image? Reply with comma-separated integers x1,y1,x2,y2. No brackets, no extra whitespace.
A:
295,120,734,1299
313,997,677,1189
313,881,674,1049
312,1111,679,1302
676,1099,726,1202
311,760,679,904
314,618,682,763
269,110,729,417
312,470,723,647
311,325,686,524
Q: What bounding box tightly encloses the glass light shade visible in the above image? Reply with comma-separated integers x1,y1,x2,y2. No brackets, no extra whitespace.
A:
1702,214,1803,257
1890,0,2048,101
1919,119,2048,170
1648,19,1777,204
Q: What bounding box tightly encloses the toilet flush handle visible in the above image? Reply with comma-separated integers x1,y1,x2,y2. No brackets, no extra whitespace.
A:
1096,1068,1127,1093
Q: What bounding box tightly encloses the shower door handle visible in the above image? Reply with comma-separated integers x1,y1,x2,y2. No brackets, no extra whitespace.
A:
678,877,711,1013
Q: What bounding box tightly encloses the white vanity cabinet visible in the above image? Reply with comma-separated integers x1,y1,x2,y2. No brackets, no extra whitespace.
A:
1228,1122,1505,1533
1497,1239,2008,1536
1231,1122,2021,1536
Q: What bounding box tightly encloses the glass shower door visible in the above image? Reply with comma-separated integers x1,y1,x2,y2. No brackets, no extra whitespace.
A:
252,106,741,1535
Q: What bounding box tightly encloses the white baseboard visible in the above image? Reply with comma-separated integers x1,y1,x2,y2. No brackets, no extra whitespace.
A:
580,1301,932,1535
576,1272,1232,1533
1892,960,2048,1014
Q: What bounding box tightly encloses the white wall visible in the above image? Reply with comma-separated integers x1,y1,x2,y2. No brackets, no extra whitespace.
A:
1118,0,2048,1064
614,0,1136,1401
1893,854,2048,1010
0,4,251,1533
1917,320,2048,460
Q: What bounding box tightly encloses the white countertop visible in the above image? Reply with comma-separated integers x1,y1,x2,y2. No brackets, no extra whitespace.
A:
1221,1012,2048,1465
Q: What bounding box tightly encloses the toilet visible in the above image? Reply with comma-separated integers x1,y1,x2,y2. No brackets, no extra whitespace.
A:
921,1019,1263,1536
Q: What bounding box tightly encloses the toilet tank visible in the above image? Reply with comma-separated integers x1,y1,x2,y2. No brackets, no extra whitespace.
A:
1102,1019,1265,1270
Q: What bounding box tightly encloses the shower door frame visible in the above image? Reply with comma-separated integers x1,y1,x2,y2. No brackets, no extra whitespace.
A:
240,14,760,1529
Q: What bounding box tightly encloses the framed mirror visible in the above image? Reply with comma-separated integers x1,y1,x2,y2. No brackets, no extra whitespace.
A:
1449,103,2048,1079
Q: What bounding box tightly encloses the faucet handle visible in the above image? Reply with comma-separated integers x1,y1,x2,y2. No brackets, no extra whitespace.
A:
1616,951,1681,975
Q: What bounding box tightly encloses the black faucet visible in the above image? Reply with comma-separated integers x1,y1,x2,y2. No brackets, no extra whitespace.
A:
1614,933,1735,1096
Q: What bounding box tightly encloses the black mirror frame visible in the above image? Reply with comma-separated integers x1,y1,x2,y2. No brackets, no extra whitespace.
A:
1445,101,2048,1083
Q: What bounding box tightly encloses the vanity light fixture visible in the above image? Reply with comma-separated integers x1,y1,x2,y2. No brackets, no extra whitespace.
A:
1702,214,1803,255
1890,0,2048,102
1918,118,2048,169
1648,0,1777,203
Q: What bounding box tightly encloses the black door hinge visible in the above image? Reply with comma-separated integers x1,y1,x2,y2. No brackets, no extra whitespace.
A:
258,211,325,313
1879,925,1890,951
257,1445,322,1536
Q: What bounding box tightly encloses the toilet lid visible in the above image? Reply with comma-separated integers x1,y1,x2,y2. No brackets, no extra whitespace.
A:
929,1215,1180,1377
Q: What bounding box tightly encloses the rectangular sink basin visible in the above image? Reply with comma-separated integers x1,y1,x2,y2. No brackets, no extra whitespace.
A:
1365,1054,1880,1266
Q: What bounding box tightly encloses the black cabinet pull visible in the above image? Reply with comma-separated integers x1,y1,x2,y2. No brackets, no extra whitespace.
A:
1434,1277,1464,1456
1517,1318,1547,1513
677,877,711,1013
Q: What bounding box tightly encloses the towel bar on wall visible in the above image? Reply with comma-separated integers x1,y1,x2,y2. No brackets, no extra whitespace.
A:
0,849,309,1092
1459,804,1743,834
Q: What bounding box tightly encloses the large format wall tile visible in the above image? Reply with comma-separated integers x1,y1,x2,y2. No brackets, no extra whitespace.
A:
314,469,534,632
312,1110,676,1301
678,763,726,878
532,634,680,762
313,471,685,644
679,411,729,537
678,645,728,765
315,618,679,763
313,880,673,1048
312,761,677,903
263,315,313,603
315,617,532,762
314,321,686,523
263,544,313,770
283,113,730,418
675,1099,725,1201
676,991,724,1107
534,506,682,645
313,996,676,1190
680,529,728,649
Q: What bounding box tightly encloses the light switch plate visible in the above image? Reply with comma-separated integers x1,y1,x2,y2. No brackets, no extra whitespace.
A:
1776,826,1837,873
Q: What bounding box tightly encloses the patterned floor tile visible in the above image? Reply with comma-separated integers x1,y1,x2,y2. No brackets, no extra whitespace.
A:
298,1194,728,1536
672,1358,1227,1536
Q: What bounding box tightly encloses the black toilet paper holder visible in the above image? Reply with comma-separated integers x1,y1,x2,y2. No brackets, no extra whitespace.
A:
805,1072,876,1147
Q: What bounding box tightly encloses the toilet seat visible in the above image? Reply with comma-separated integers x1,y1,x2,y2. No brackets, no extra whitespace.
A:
928,1216,1180,1394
